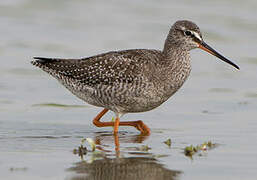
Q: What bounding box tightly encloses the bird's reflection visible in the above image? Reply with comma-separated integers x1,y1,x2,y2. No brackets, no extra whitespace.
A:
67,156,181,180
94,131,149,153
68,132,182,180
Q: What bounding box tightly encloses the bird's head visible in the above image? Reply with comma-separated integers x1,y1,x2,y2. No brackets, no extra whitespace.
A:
165,20,239,70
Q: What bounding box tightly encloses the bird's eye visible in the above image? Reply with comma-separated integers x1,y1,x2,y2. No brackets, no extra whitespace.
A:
184,31,192,36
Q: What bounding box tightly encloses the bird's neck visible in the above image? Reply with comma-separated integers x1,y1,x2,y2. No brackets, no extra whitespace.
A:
160,41,191,89
162,40,191,71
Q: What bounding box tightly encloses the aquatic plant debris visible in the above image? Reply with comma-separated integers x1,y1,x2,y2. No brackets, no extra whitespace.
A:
73,138,106,161
184,141,217,158
32,103,87,108
138,145,151,151
73,145,87,159
9,167,28,172
184,145,198,157
112,117,115,130
81,138,96,152
163,138,172,147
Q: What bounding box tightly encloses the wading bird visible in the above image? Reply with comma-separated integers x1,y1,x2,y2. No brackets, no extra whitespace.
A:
32,20,239,136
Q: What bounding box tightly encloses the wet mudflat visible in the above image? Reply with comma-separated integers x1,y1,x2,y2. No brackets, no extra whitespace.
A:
0,0,257,179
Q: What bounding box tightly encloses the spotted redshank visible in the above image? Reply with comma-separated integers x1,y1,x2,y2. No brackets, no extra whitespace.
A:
31,20,239,135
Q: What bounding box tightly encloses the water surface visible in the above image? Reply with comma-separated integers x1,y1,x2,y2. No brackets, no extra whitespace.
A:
0,0,257,179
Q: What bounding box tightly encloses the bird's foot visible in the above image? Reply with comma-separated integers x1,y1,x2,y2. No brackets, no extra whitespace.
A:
133,120,151,136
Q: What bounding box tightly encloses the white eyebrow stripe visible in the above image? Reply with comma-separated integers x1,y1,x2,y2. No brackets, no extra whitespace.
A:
180,26,186,31
192,31,202,41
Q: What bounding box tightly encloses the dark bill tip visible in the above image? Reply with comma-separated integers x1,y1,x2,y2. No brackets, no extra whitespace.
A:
198,41,240,70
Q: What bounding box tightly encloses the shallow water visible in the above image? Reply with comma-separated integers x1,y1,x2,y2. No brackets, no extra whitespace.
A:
0,0,257,179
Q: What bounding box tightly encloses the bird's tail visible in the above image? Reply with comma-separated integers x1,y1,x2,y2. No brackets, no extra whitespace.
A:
31,57,58,67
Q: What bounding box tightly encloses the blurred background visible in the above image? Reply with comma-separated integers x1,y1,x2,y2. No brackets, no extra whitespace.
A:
0,0,256,180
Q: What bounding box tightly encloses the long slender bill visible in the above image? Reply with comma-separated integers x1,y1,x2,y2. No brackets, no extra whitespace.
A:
198,41,240,70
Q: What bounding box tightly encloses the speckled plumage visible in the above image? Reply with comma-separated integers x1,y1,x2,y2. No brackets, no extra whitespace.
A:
31,20,201,115
32,19,239,130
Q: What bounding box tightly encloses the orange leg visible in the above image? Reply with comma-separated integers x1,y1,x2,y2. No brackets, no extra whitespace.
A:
114,133,120,154
93,108,151,135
